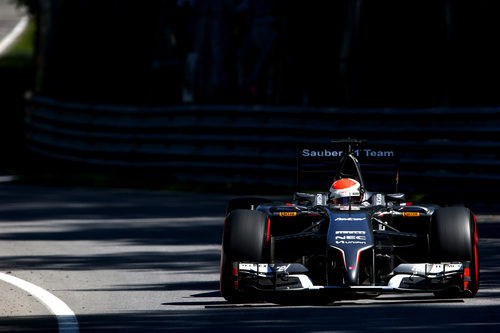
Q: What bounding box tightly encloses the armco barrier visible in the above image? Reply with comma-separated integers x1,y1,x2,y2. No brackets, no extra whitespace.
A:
25,95,500,192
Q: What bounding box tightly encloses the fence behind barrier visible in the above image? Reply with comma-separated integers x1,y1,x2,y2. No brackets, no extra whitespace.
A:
25,95,500,194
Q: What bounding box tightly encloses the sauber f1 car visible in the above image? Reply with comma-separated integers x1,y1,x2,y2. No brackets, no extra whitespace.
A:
220,140,479,303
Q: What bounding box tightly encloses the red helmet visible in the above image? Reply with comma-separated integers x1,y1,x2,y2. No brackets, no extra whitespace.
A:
330,178,361,205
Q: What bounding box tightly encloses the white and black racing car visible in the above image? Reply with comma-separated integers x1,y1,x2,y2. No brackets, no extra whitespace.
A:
219,140,479,303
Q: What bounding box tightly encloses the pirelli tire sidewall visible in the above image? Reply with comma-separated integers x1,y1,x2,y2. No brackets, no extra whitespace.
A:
220,209,269,302
430,206,479,296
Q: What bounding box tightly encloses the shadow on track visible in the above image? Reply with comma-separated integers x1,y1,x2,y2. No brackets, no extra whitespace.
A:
75,302,500,333
1,184,499,332
0,315,58,333
0,184,228,271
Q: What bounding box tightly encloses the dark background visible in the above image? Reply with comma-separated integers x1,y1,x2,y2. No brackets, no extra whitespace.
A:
1,0,500,197
23,0,500,107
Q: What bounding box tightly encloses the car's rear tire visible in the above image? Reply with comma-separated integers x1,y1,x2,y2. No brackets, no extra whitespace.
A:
220,209,269,303
225,197,271,216
430,206,479,298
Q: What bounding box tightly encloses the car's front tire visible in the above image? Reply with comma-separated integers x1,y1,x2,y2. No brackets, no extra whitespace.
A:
220,209,269,303
430,206,479,297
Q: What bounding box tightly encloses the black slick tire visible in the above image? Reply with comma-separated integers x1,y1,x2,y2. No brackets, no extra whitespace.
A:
220,209,269,303
431,206,479,298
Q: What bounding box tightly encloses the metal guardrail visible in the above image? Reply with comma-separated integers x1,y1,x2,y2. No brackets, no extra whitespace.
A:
25,95,500,190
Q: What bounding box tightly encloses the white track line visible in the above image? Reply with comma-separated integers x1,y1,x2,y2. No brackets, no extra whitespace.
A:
0,272,79,333
0,15,29,56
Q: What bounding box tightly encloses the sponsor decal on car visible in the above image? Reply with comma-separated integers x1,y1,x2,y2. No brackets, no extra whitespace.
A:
315,193,327,206
276,264,291,272
335,231,367,244
279,212,297,217
335,217,366,221
402,212,420,217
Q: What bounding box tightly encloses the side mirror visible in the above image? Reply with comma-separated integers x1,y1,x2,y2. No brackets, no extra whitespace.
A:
386,193,406,202
293,192,315,203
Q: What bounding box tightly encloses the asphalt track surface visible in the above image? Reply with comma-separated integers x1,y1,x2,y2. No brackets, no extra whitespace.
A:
0,0,25,48
0,183,499,332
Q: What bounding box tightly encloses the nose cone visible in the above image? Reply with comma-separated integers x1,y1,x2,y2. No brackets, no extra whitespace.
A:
326,210,374,286
346,251,360,285
330,246,371,285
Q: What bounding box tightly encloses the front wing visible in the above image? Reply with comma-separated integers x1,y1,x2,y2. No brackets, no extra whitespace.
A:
233,262,472,296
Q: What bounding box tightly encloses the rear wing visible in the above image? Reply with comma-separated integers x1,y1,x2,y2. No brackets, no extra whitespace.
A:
296,141,399,192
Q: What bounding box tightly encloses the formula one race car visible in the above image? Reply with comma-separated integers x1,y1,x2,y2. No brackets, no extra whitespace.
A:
220,140,479,303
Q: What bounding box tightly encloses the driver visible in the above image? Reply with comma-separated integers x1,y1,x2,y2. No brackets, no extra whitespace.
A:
329,178,363,205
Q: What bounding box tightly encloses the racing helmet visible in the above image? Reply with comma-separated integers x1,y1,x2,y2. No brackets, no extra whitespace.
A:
330,178,362,205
